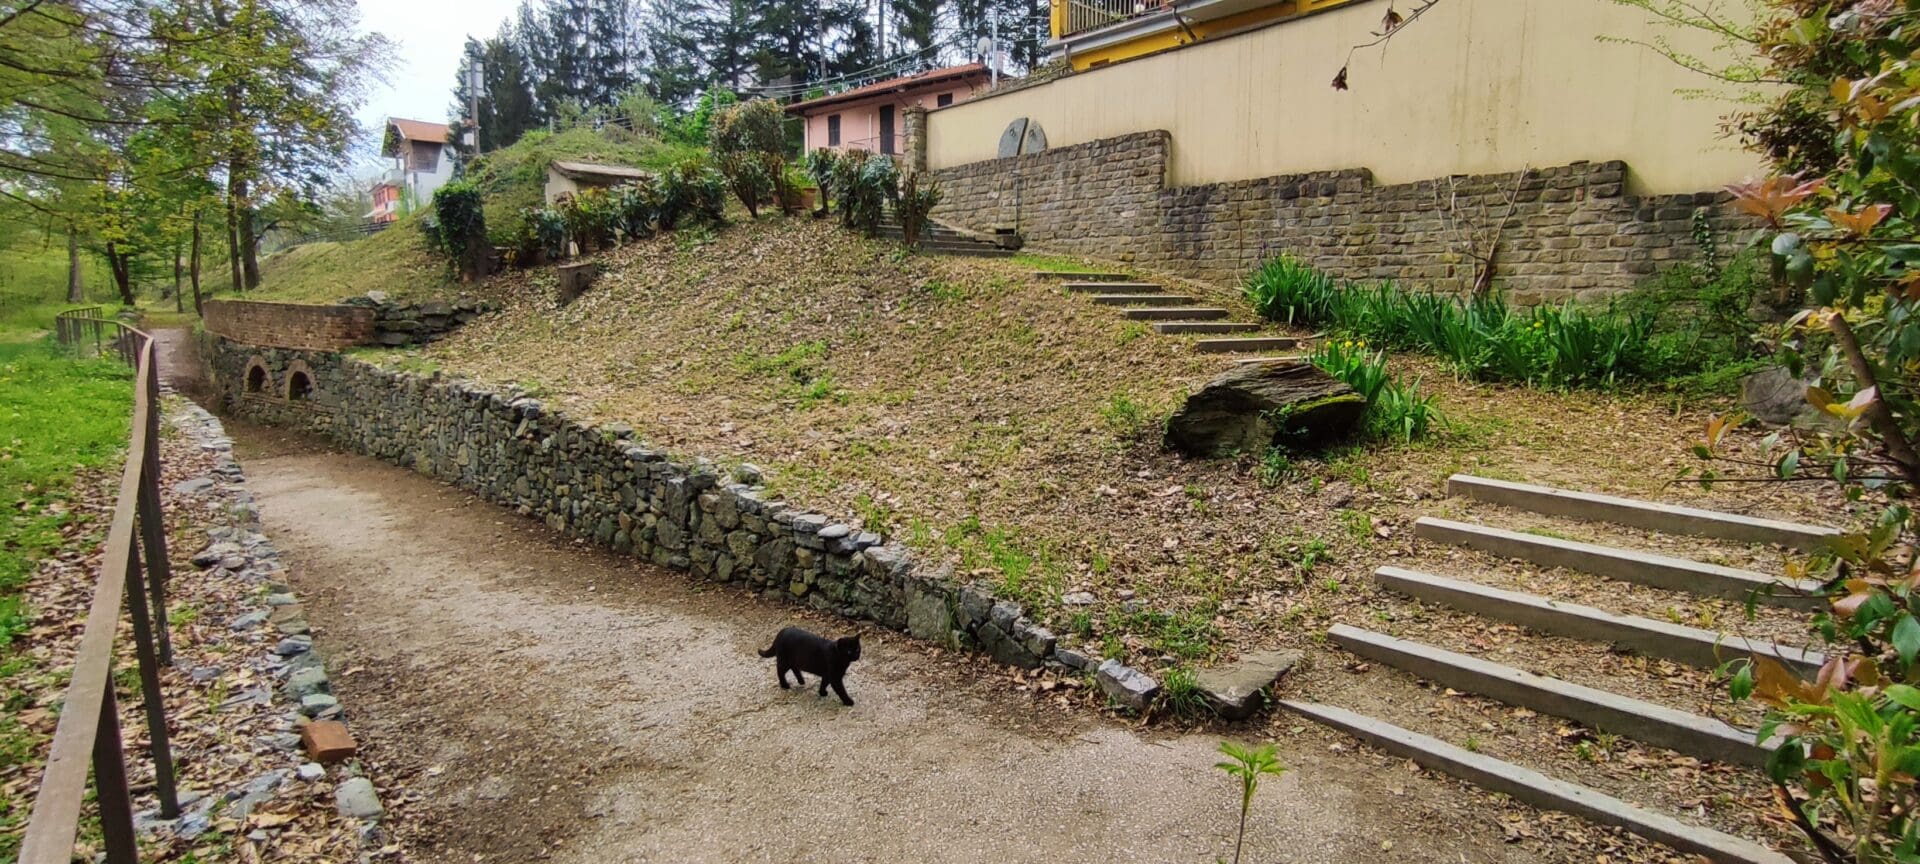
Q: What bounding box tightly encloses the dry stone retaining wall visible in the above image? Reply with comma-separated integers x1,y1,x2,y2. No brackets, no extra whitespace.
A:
928,131,1755,303
208,339,1086,677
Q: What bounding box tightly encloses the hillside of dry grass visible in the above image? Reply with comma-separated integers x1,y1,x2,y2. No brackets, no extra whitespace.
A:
382,215,1850,661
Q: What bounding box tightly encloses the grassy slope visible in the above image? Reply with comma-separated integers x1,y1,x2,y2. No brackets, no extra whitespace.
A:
0,238,127,337
0,339,132,855
399,216,1842,663
250,127,700,306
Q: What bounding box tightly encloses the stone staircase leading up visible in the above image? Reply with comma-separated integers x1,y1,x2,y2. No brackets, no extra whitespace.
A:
1288,474,1840,864
876,217,1015,257
1033,269,1305,362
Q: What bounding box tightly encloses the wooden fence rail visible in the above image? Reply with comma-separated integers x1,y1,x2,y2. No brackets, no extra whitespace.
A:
21,310,179,864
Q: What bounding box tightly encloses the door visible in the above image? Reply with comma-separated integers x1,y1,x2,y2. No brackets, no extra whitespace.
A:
879,105,896,154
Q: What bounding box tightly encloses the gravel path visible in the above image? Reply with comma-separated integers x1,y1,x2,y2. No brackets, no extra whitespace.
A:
228,423,1556,864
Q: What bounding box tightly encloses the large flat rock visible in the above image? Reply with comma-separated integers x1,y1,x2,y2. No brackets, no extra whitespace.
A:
1195,650,1301,720
1163,362,1363,458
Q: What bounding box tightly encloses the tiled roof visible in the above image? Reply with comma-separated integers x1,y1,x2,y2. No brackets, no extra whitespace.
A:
783,63,991,115
388,118,451,144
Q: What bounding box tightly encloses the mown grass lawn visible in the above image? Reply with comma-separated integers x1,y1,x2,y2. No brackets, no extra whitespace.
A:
0,338,132,855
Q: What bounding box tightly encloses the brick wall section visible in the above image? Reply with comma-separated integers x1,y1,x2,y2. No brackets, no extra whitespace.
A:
929,131,1754,302
202,300,375,351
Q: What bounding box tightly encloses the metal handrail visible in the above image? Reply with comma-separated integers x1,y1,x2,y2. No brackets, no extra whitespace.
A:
23,311,179,864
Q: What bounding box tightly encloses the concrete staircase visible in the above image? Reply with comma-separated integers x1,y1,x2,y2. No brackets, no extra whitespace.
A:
1036,270,1305,361
1287,474,1838,864
877,217,1014,257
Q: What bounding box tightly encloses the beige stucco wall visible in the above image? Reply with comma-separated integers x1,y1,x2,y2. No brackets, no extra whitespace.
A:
927,0,1762,193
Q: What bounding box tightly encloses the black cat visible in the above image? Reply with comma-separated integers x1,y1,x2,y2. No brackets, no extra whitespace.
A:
758,626,862,706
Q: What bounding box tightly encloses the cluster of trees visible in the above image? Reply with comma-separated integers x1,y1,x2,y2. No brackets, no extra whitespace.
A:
447,0,1047,152
0,0,386,310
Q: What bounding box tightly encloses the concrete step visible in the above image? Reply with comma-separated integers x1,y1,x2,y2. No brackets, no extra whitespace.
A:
1195,336,1303,353
1446,474,1841,552
1034,271,1129,281
1122,307,1229,321
1327,624,1768,767
1372,566,1825,675
1280,701,1794,864
1063,281,1161,293
1232,355,1307,365
1093,294,1194,306
1413,517,1825,609
1151,321,1262,335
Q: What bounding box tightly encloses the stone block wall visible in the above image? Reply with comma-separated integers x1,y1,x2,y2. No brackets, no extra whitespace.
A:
929,131,1754,302
203,300,375,351
208,339,1081,675
342,294,496,347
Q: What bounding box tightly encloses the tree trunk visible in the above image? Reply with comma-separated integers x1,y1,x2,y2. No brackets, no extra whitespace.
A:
106,242,134,306
240,199,261,289
226,186,243,292
189,211,204,316
65,225,82,303
173,241,184,312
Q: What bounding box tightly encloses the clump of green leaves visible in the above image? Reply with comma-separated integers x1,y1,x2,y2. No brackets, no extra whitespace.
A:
1099,392,1154,441
1161,666,1209,719
657,157,727,230
895,171,944,247
1214,741,1286,864
1243,255,1337,324
428,181,489,280
1310,339,1440,444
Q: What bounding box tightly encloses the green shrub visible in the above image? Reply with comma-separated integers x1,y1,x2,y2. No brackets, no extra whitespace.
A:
840,153,898,235
556,187,618,254
895,172,943,247
832,150,870,227
1244,255,1337,324
717,152,773,217
612,178,660,241
806,148,839,215
429,181,488,280
657,157,727,230
709,98,787,159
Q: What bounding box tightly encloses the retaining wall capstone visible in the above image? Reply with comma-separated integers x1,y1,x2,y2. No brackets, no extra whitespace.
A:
928,131,1757,303
209,339,1086,676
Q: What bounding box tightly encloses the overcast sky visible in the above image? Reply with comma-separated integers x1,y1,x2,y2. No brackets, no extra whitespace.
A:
352,0,522,166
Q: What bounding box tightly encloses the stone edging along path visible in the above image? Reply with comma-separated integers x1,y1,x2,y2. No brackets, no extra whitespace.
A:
207,340,1169,711
157,399,392,838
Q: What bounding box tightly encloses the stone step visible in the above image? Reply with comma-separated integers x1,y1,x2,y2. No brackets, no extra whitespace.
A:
1327,624,1768,767
1446,474,1841,552
1092,294,1194,306
1412,517,1825,609
1151,321,1262,334
1231,355,1307,365
1195,336,1303,353
1034,270,1130,281
1372,566,1825,675
1122,307,1230,321
1279,701,1794,864
1063,281,1161,293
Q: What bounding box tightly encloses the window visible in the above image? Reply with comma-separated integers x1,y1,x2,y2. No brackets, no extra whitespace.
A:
287,370,313,401
827,114,840,146
879,106,895,154
937,93,954,107
407,142,440,173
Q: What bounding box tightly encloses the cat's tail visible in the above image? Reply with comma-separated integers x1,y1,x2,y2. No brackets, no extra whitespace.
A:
757,644,776,658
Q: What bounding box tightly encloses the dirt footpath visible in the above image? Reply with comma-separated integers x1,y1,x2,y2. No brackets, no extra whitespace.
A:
232,425,1539,864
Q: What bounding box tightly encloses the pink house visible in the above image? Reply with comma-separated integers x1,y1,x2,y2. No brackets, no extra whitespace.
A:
786,63,992,156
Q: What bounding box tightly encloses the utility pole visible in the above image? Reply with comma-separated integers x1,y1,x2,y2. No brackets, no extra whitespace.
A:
990,14,999,86
467,58,485,155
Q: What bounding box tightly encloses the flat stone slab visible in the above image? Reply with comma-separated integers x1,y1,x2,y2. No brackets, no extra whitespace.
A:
1232,355,1306,365
1063,281,1161,293
1194,650,1301,720
1413,517,1823,609
1372,566,1825,676
1151,321,1261,334
1032,271,1129,281
1328,624,1768,767
1092,294,1193,306
334,777,384,820
1445,474,1840,552
1194,337,1303,353
1122,307,1229,321
1280,701,1794,864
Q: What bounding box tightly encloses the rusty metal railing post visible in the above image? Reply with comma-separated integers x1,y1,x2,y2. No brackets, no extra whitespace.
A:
121,516,179,818
92,685,139,864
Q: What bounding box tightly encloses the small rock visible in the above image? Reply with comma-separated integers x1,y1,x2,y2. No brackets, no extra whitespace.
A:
1096,659,1160,712
265,592,298,606
176,811,211,840
300,693,341,717
732,463,765,485
297,763,326,781
1061,591,1097,607
275,635,314,656
283,667,330,699
1116,589,1136,601
187,665,222,684
192,542,242,569
335,778,384,820
171,477,215,495
1195,650,1303,720
1054,647,1093,670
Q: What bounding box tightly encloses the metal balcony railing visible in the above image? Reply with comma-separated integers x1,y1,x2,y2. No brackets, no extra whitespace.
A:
1056,0,1171,39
